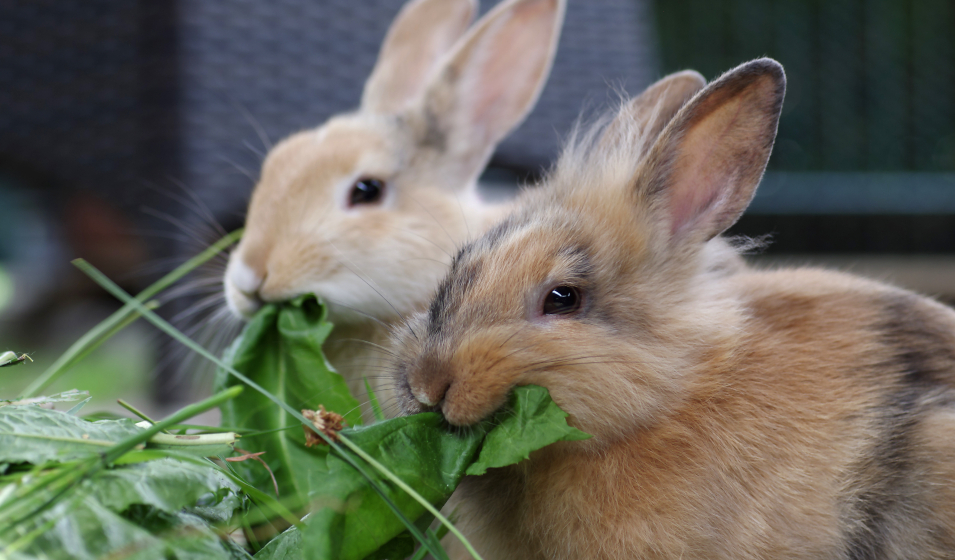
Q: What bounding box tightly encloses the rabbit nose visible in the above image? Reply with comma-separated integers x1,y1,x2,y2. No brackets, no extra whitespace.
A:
226,258,266,318
415,378,452,408
229,259,264,295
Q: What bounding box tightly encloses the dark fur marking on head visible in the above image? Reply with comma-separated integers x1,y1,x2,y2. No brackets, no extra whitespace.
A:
481,217,515,252
844,293,955,559
428,240,484,337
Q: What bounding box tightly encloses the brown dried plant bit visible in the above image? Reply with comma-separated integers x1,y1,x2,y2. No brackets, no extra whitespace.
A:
302,405,346,446
228,448,279,497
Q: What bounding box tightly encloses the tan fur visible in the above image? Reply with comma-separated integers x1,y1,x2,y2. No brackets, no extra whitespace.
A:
224,0,568,419
393,59,955,558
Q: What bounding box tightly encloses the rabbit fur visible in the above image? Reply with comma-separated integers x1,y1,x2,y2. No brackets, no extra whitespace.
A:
223,0,568,418
392,58,955,559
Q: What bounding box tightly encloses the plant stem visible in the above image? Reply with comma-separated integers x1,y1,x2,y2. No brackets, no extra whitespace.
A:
117,399,171,434
102,386,244,464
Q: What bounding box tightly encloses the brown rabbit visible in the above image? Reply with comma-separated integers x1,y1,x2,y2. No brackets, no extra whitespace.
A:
223,0,567,416
392,58,955,559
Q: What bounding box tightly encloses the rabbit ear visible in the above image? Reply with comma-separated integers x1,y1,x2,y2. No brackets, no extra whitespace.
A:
637,58,785,244
417,0,565,182
361,0,477,114
599,71,706,151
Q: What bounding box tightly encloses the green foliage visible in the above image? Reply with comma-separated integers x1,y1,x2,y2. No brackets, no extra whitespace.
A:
6,241,591,559
466,385,591,476
215,295,361,506
0,390,249,560
216,294,591,559
255,413,484,560
0,405,141,463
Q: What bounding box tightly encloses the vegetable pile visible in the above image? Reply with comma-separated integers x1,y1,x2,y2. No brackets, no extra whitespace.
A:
0,235,589,559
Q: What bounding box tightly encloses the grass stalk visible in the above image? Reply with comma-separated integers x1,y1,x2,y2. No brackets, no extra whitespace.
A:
117,398,171,434
23,230,243,398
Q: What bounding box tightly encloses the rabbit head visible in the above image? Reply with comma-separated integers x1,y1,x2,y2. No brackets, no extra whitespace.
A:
393,59,785,442
224,0,566,327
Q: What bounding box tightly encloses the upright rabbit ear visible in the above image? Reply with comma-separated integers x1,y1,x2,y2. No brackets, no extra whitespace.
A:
417,0,566,182
362,0,477,114
637,58,785,244
599,70,706,151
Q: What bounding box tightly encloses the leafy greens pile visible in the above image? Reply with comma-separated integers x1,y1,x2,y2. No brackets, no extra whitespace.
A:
2,244,589,560
0,389,249,559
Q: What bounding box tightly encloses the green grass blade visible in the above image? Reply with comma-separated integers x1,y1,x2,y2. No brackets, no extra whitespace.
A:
72,258,444,558
22,229,243,398
364,377,385,423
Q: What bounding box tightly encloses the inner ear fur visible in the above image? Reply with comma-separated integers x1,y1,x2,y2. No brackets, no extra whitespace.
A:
361,0,476,114
638,58,786,243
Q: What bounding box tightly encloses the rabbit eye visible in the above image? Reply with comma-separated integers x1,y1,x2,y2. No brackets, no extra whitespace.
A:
349,178,385,206
543,285,582,316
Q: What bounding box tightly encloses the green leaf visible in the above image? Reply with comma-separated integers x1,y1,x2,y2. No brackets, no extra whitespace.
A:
4,495,241,560
308,414,484,560
364,378,385,423
0,389,90,408
275,386,587,558
216,295,361,504
0,406,142,463
90,457,240,518
0,453,243,559
253,414,484,560
466,385,591,476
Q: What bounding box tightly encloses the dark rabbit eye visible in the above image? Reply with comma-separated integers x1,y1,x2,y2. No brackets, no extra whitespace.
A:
349,178,385,206
543,285,582,316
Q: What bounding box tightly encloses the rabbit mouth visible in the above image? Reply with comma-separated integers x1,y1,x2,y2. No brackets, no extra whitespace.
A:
224,281,263,320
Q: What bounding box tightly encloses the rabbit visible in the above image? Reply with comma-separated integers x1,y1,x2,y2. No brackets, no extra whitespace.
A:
222,0,568,418
392,57,955,560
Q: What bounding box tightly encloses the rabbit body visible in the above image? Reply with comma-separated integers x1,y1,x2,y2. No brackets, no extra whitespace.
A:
393,59,955,559
441,267,955,559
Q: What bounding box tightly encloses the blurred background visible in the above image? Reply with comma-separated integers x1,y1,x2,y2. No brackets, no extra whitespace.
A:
1,0,954,412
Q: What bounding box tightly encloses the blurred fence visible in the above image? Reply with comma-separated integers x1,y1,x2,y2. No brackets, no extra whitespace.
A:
655,0,955,173
653,0,955,251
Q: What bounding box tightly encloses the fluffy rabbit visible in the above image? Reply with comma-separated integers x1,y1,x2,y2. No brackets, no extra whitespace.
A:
223,0,566,416
393,58,955,559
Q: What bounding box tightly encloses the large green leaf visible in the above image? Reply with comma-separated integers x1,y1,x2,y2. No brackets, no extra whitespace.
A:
253,387,589,560
0,400,246,560
216,296,361,505
1,456,243,560
254,412,484,560
6,496,244,560
0,405,142,463
466,384,591,476
91,457,241,519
